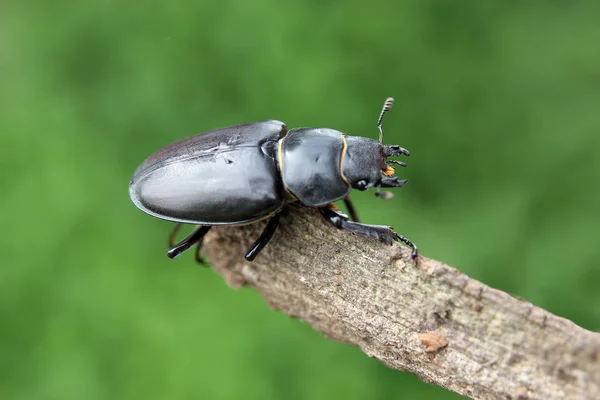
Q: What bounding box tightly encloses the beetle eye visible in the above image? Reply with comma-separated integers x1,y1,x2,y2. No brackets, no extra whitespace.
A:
357,180,368,191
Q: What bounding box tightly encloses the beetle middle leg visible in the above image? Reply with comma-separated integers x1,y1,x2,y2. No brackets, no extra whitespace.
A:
343,195,360,223
245,213,281,262
167,225,212,259
319,205,418,260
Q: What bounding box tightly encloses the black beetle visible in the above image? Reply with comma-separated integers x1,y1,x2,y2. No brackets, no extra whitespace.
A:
129,97,417,262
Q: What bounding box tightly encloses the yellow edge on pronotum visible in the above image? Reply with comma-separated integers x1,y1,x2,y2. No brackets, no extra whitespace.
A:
339,135,350,185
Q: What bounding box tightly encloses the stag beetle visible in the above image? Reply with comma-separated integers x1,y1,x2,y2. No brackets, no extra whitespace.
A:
129,98,417,262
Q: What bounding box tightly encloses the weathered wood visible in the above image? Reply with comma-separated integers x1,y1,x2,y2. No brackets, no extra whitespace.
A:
203,204,600,400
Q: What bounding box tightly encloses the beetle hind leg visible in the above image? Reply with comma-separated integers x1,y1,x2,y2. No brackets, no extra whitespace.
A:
245,213,281,262
319,205,418,260
167,225,212,260
192,240,210,266
168,223,183,248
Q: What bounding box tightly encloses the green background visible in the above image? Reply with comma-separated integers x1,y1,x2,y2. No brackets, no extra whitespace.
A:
2,1,599,399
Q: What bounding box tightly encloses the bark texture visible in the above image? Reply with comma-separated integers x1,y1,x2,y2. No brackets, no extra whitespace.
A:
203,204,600,400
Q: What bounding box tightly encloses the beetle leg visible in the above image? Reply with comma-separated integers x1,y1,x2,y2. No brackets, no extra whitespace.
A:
374,184,394,200
343,196,360,222
319,206,418,261
194,239,210,267
167,225,212,259
245,213,281,262
168,223,183,248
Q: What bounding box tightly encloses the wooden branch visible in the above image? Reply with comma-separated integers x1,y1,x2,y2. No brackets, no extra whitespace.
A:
203,204,600,400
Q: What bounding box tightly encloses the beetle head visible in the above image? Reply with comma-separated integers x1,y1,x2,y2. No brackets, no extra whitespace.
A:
342,137,409,193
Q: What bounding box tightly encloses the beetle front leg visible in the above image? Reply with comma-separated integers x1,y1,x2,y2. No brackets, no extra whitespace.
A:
167,225,212,259
245,213,281,262
319,205,418,260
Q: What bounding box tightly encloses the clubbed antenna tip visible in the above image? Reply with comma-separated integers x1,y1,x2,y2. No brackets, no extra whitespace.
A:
377,97,394,143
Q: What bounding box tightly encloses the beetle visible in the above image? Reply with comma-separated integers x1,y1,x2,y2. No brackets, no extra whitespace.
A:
129,97,418,262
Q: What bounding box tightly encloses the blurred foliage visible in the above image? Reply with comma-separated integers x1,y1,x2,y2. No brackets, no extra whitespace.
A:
2,1,600,399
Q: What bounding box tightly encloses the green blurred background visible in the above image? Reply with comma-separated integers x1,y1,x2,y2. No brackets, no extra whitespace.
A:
2,1,600,399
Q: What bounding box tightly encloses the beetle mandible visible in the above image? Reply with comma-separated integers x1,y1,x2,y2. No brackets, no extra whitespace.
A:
129,97,418,262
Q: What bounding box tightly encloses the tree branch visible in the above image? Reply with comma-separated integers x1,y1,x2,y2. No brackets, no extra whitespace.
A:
203,204,600,400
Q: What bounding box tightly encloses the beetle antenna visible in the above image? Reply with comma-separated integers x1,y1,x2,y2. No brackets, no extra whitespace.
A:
377,97,394,143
